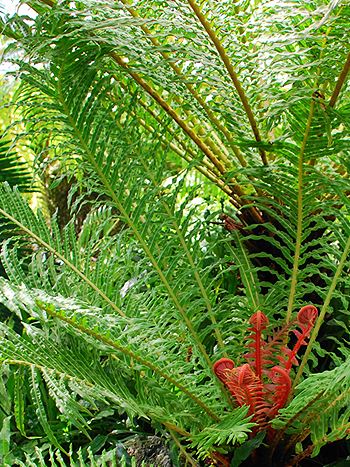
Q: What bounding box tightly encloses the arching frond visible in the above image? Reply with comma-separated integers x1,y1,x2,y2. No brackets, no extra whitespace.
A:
0,279,252,440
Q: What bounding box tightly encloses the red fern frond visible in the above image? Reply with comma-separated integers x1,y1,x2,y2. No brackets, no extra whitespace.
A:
298,305,318,327
224,364,266,417
244,311,270,381
284,305,318,371
213,305,318,432
265,322,294,364
213,358,235,383
266,366,292,418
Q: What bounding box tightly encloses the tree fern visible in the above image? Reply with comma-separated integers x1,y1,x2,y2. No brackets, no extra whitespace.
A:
0,0,349,464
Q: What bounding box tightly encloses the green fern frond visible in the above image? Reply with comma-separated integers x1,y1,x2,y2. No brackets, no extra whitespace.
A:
190,409,254,459
0,139,33,191
13,445,136,467
0,279,254,454
273,354,350,457
29,366,68,455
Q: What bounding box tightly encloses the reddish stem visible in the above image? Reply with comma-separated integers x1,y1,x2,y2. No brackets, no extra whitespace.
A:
249,311,269,382
285,306,318,371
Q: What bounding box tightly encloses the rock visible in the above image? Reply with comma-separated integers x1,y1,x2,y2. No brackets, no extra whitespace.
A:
126,435,172,466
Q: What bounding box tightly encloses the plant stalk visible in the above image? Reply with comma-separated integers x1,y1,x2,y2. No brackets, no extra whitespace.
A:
120,0,247,168
186,0,268,166
286,98,316,324
329,52,350,108
293,234,350,387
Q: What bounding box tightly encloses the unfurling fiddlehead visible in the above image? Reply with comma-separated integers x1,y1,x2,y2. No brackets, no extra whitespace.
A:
213,306,318,431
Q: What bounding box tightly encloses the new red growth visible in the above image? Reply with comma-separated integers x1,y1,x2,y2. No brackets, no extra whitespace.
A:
214,305,318,431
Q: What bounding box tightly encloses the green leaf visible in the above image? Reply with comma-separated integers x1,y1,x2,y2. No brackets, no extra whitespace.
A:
231,431,266,467
14,367,27,437
29,367,68,455
0,415,11,462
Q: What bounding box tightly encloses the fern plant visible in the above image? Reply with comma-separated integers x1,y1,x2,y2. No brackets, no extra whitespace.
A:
0,0,350,465
213,305,319,434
